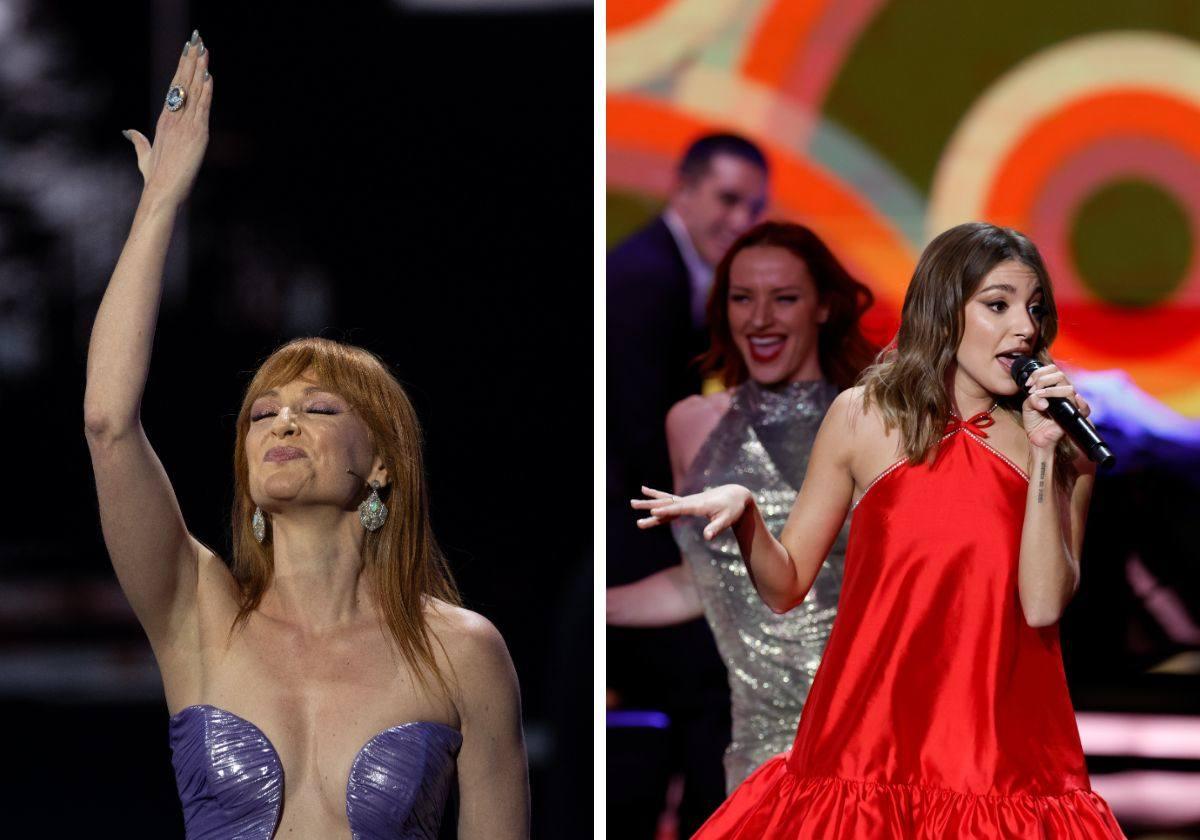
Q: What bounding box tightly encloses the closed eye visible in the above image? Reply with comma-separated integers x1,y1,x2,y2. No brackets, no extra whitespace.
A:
251,407,338,422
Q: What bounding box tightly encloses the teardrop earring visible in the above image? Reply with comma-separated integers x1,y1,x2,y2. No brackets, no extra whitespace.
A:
359,480,388,532
252,506,267,543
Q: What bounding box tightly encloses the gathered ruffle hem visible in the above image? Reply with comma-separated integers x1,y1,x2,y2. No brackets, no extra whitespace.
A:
693,754,1125,839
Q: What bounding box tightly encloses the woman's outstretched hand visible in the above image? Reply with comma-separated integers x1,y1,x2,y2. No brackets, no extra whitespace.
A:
124,30,213,207
632,485,753,541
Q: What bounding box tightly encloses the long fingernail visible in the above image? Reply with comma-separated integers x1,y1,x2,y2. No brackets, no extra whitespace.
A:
190,29,200,45
198,43,206,56
121,129,131,140
182,41,190,56
204,69,210,80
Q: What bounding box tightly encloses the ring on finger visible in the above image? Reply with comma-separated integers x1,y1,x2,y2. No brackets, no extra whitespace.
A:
165,84,186,112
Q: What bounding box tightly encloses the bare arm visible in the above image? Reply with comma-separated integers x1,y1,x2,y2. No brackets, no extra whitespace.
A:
454,615,530,840
83,36,214,650
604,394,723,627
745,391,856,611
634,389,858,614
606,564,704,627
1016,365,1095,627
1018,450,1094,627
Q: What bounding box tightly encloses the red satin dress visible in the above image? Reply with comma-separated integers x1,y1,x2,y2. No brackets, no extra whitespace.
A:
693,412,1125,838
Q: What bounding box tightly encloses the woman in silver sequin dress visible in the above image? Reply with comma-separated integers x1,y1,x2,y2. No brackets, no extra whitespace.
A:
608,221,876,790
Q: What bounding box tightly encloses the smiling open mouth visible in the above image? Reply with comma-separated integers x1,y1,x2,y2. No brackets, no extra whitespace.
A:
748,335,786,363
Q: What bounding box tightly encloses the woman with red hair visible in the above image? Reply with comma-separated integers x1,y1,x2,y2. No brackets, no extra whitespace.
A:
610,221,875,791
84,33,528,839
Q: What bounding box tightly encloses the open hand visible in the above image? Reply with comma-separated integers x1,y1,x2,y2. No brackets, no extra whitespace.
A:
124,30,213,207
631,485,752,541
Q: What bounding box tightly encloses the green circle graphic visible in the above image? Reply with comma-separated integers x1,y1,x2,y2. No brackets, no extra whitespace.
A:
1070,179,1191,307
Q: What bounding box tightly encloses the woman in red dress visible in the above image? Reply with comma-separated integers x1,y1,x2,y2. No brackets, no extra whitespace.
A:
634,222,1125,838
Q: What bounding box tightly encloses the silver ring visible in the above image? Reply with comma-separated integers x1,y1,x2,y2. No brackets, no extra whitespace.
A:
165,84,186,112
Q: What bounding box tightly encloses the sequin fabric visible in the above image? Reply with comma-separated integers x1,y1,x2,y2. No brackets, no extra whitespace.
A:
672,379,847,792
169,704,461,839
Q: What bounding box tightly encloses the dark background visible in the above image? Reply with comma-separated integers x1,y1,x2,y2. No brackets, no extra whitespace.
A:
0,0,590,836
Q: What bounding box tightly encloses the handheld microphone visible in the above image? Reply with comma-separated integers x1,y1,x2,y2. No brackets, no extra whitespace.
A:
1010,356,1115,469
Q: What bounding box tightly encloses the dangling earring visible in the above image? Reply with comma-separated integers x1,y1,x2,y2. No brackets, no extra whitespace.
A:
252,506,267,543
359,480,388,532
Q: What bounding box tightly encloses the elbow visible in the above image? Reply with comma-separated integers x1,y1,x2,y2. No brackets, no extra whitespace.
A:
83,413,117,444
763,577,811,615
765,594,797,615
83,405,136,442
1023,610,1060,629
1018,564,1079,629
83,411,110,440
83,393,112,438
1020,600,1064,628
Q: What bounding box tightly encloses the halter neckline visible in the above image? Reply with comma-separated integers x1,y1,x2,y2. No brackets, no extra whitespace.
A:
946,403,999,438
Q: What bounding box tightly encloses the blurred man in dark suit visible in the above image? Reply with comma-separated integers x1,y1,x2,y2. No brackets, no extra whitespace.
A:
606,133,768,836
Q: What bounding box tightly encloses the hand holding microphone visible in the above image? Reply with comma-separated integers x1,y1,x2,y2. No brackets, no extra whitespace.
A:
1011,356,1115,468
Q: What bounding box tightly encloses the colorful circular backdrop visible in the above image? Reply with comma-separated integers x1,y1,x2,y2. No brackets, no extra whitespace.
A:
610,6,1200,415
930,32,1200,413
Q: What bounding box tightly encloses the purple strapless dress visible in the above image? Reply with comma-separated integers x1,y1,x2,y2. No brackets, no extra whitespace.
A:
169,704,461,839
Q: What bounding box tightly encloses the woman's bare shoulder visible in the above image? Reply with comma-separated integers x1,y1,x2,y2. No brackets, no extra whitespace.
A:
425,600,514,669
424,599,519,716
822,387,900,482
666,391,730,435
665,391,732,480
824,386,886,437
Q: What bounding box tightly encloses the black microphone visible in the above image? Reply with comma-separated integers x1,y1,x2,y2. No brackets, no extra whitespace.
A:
1010,356,1115,469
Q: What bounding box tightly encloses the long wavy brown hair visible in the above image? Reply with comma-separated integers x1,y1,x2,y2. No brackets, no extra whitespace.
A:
859,222,1077,486
698,221,877,389
230,337,461,691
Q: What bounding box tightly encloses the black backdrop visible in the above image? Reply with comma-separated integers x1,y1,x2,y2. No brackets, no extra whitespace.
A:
0,1,590,836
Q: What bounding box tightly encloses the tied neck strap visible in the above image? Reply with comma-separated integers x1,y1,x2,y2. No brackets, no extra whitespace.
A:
945,408,997,438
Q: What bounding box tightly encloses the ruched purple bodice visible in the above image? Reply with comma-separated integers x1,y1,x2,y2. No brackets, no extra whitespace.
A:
169,704,461,839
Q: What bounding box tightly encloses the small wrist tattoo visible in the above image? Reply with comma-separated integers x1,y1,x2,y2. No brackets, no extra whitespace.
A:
1037,462,1047,504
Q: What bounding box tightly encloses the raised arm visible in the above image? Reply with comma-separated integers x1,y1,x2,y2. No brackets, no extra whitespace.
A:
83,33,214,650
634,389,858,614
